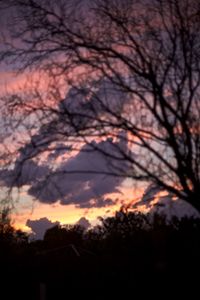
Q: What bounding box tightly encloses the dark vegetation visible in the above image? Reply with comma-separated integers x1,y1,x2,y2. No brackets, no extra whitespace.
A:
1,208,200,299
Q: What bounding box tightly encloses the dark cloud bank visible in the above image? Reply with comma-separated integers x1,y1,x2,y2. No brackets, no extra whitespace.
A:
0,79,130,209
0,135,128,208
26,216,91,240
26,218,60,240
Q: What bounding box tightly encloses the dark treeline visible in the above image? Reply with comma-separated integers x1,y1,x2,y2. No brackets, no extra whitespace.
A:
1,209,200,299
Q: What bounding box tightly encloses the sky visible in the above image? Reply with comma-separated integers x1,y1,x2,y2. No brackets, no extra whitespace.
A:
1,0,199,239
0,78,144,233
0,66,145,234
0,20,146,236
11,182,142,237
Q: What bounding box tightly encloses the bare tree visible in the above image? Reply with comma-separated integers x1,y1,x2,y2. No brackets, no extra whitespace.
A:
1,0,200,212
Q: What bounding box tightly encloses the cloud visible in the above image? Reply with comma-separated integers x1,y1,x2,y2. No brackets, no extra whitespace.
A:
0,130,54,188
28,135,129,208
0,78,130,208
76,217,91,229
59,78,129,132
79,198,115,209
136,183,200,219
151,195,200,219
140,184,164,205
0,159,50,188
26,217,60,240
0,135,129,208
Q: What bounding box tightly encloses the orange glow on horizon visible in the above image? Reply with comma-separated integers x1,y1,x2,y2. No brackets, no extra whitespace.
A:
12,184,144,232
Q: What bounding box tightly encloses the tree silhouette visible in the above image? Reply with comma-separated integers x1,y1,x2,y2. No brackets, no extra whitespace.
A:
1,0,200,211
43,224,84,247
0,207,14,243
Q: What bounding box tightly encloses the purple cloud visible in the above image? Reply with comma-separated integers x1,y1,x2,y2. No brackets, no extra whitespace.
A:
0,78,130,208
0,135,129,208
135,183,200,219
26,217,60,240
28,135,129,208
76,217,91,229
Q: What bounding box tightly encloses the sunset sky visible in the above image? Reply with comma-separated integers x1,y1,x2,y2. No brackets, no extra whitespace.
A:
0,68,145,236
0,15,145,236
1,0,199,240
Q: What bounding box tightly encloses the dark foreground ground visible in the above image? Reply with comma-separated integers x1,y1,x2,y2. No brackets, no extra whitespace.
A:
1,212,200,299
